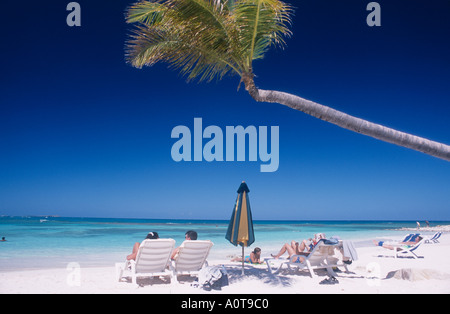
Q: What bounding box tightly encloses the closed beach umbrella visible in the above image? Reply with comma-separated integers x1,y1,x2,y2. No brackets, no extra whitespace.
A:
225,181,255,275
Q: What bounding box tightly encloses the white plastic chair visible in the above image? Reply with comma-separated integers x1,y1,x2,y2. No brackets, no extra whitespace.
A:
116,238,175,285
265,241,348,278
170,240,213,283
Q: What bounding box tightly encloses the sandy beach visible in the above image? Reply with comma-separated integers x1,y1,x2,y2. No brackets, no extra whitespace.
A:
1,231,449,294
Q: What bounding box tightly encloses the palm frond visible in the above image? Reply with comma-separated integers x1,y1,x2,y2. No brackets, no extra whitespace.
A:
126,20,240,82
234,0,293,67
126,0,167,24
125,0,293,82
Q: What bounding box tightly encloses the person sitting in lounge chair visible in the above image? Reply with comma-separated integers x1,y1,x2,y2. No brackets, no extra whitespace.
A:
126,231,159,261
271,233,326,262
171,230,197,260
373,234,422,252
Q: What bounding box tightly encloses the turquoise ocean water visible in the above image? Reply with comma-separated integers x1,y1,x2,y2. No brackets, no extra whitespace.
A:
0,216,446,271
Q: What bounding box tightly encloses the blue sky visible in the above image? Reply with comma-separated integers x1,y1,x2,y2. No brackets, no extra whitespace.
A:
1,0,449,220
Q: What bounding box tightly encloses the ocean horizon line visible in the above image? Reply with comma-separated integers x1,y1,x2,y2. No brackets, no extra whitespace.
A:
2,215,449,224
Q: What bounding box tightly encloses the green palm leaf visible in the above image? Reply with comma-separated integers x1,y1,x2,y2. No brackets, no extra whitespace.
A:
125,0,293,82
233,0,292,67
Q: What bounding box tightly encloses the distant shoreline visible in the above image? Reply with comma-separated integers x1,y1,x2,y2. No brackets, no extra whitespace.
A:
396,225,450,233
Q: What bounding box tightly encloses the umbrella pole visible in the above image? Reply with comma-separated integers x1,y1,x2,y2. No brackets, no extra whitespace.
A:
241,246,245,275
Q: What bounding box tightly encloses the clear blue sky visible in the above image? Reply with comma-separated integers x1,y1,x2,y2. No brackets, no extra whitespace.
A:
1,0,449,220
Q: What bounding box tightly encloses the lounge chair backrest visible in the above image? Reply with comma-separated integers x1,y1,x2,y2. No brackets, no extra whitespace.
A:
174,240,213,272
402,233,420,242
306,242,338,264
431,232,442,240
135,239,175,273
409,239,423,252
409,234,421,242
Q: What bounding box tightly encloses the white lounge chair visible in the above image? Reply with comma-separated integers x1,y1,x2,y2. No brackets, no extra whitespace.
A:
116,238,175,285
424,232,442,244
265,241,349,278
389,238,424,259
170,240,213,283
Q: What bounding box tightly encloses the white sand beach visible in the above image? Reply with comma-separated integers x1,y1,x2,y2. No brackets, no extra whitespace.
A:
1,231,450,294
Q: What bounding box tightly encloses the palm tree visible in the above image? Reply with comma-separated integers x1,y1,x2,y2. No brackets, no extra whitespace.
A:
125,0,450,161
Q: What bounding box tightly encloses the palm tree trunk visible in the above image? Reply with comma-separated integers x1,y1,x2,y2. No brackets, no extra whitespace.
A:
243,75,450,161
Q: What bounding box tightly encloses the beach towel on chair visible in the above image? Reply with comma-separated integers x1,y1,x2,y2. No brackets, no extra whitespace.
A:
342,240,358,261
